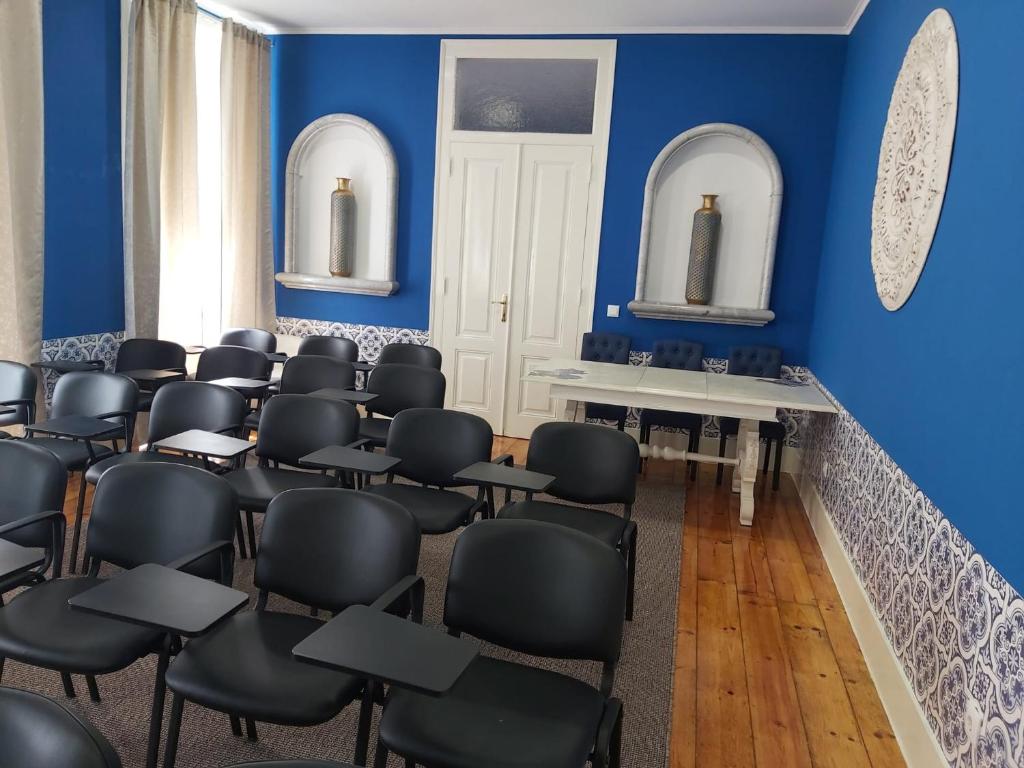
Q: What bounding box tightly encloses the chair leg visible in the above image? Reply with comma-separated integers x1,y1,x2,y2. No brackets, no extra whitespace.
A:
0,656,4,683
235,513,248,559
637,423,648,473
162,693,185,768
609,705,623,768
762,437,771,474
372,737,390,768
245,717,258,741
61,672,76,699
85,674,101,702
772,437,783,491
716,437,727,485
353,683,375,765
229,715,242,737
245,511,258,558
622,522,637,621
687,429,699,481
146,636,172,768
69,471,88,574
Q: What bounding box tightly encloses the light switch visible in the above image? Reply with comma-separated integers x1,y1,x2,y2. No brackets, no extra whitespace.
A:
607,304,620,318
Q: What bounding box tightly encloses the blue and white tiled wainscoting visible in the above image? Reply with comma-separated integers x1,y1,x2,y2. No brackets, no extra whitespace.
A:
276,317,430,362
801,380,1024,768
39,331,124,405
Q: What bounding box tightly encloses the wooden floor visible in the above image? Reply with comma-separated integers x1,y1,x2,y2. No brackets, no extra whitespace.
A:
65,435,906,768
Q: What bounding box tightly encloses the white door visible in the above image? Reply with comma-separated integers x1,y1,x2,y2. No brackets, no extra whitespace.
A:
503,144,593,438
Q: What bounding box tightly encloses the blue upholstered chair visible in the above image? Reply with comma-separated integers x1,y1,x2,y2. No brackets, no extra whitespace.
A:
639,340,704,480
716,345,786,490
580,332,631,430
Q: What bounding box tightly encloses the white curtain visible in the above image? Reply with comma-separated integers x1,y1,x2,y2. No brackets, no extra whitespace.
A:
220,19,274,331
122,0,199,340
0,0,45,369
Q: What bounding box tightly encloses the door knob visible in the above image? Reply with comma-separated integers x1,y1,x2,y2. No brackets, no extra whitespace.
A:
491,293,509,323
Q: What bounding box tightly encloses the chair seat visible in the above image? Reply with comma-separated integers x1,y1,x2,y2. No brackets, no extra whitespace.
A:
718,416,786,441
379,655,606,768
23,438,115,471
136,391,154,412
584,402,627,424
165,611,362,725
0,577,162,674
358,417,391,448
367,483,476,534
498,500,625,548
244,410,261,430
224,467,337,512
85,450,207,485
639,408,702,432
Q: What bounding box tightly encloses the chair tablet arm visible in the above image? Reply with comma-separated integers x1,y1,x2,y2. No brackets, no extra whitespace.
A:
492,453,514,467
166,539,235,586
593,697,623,763
371,574,426,624
0,511,66,579
0,510,66,537
93,409,134,422
0,397,36,422
345,438,373,452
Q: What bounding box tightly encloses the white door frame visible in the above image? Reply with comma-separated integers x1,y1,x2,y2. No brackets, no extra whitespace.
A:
427,39,617,401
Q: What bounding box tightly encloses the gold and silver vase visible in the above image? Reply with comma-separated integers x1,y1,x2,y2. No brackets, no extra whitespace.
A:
685,194,721,305
329,177,356,277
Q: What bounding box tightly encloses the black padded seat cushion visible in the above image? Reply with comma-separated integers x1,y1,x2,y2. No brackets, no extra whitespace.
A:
498,500,626,548
224,468,336,512
244,410,261,430
367,483,476,535
0,577,162,674
718,416,786,441
85,451,206,485
136,391,155,412
379,655,605,768
22,438,115,470
584,402,627,423
639,408,702,432
165,611,362,725
358,417,391,447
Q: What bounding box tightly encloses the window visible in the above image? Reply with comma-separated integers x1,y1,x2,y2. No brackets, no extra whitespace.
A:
194,13,223,346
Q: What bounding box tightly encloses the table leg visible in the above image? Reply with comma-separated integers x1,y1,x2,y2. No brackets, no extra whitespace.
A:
736,418,759,527
562,399,579,423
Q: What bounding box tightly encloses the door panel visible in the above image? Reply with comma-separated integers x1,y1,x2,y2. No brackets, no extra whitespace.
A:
438,143,519,431
503,145,593,438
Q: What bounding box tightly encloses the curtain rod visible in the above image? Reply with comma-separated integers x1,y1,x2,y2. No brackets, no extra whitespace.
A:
198,6,224,21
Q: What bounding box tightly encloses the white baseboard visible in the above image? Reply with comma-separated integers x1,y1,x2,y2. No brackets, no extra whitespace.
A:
796,473,946,768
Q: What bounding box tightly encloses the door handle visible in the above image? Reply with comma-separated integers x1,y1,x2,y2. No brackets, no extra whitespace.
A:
491,294,509,323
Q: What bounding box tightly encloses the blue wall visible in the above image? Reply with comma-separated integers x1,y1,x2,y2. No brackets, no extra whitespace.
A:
42,0,125,339
810,0,1024,589
271,34,847,363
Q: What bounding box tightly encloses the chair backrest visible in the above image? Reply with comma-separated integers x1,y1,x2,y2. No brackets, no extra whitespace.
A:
525,421,637,505
50,372,138,421
727,345,782,379
220,328,277,353
0,441,67,549
652,339,703,371
0,360,37,427
378,343,442,369
280,355,355,394
580,332,630,364
445,519,625,664
86,464,237,581
0,687,121,768
365,364,446,418
386,408,492,486
114,338,186,374
255,394,359,466
195,345,272,382
147,381,248,443
257,489,420,613
297,335,359,362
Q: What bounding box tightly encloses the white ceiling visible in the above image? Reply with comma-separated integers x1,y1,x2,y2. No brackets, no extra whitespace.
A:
199,0,869,35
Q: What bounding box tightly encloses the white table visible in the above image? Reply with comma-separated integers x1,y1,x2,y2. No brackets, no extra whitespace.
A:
526,359,836,525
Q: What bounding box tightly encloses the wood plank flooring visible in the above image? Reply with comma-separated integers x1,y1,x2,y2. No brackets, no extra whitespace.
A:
63,435,905,768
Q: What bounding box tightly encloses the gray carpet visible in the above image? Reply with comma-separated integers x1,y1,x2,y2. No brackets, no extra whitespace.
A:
1,480,684,768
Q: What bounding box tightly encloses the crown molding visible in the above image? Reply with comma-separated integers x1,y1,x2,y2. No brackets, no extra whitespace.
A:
843,0,870,34
261,24,854,36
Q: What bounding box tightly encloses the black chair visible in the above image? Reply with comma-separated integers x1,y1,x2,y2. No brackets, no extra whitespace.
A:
373,519,626,768
378,343,441,369
366,408,492,536
196,345,273,383
85,381,248,487
0,463,236,766
221,328,277,354
359,364,446,449
115,339,187,412
298,335,359,362
162,488,422,768
498,421,639,620
23,371,138,574
639,340,704,480
0,360,38,434
244,356,356,435
0,441,67,593
581,332,631,431
227,763,355,768
716,345,786,491
0,686,121,768
225,395,360,555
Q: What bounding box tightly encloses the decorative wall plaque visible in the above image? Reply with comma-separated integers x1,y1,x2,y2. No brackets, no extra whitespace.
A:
871,9,959,311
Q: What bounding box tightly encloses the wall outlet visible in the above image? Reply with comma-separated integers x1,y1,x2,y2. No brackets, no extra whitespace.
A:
607,304,620,318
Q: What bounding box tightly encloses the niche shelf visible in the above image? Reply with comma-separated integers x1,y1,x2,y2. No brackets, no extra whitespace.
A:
627,123,782,326
276,114,399,296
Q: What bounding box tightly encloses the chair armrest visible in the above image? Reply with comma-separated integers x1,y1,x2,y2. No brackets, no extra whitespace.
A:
345,438,373,452
166,539,235,586
0,510,66,538
492,453,514,467
371,574,425,623
0,510,67,579
93,409,134,422
593,697,623,762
